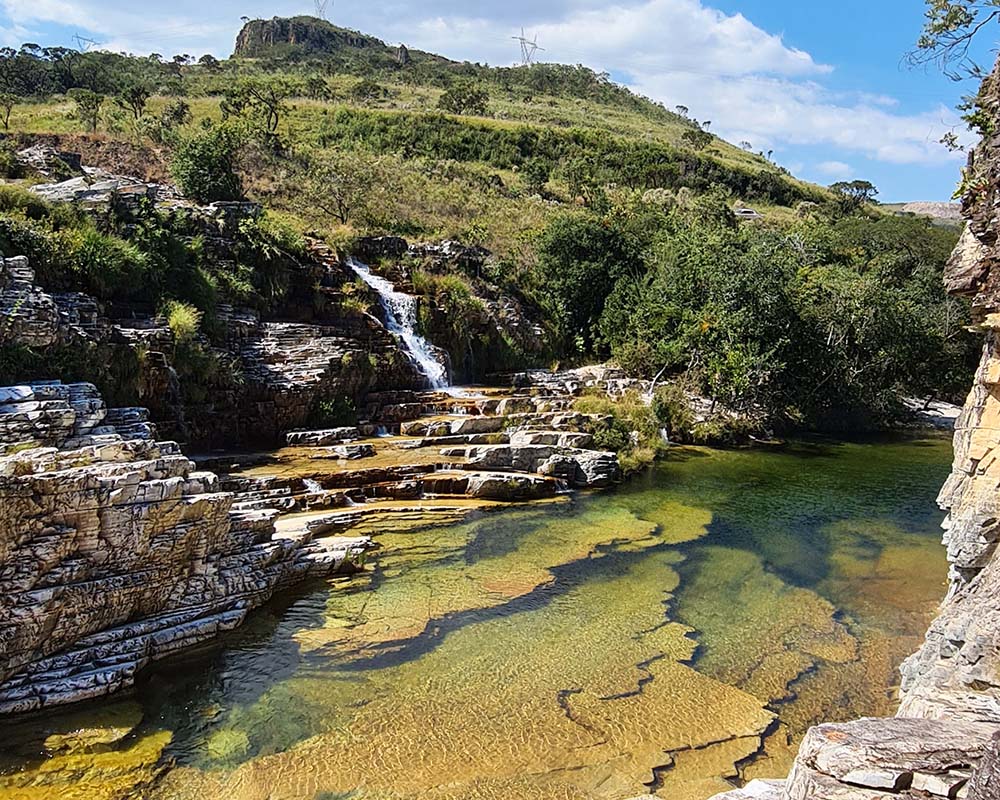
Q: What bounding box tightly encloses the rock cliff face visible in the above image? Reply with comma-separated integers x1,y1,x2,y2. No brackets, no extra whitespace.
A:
0,381,369,714
706,59,1000,800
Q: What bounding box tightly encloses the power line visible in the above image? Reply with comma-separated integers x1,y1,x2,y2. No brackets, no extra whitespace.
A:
314,0,331,20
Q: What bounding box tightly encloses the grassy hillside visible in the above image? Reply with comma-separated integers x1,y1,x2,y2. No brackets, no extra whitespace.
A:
0,20,980,433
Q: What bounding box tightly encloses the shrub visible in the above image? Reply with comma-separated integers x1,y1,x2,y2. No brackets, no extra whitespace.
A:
161,99,192,131
170,124,245,203
310,396,357,428
66,227,150,300
652,383,695,441
0,139,21,178
163,300,202,343
0,184,51,218
351,79,387,102
68,88,104,132
439,84,490,116
573,390,663,473
592,416,632,452
257,211,307,258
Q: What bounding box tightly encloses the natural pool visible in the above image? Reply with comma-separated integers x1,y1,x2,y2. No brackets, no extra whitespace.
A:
0,437,953,800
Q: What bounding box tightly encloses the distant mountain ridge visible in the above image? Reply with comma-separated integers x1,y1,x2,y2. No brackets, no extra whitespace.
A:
899,201,962,221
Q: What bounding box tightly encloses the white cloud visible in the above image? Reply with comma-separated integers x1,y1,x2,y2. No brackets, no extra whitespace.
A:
394,0,828,77
631,69,970,165
0,0,276,56
817,160,852,178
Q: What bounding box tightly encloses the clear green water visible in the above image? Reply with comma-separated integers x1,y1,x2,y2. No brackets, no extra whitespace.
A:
0,437,953,800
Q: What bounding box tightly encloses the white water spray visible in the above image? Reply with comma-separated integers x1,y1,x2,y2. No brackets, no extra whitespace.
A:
348,258,449,390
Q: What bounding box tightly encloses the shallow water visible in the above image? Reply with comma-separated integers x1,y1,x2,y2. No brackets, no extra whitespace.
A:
0,437,953,800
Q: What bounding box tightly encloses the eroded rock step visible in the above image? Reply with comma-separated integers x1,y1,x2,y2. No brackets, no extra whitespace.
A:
268,385,623,509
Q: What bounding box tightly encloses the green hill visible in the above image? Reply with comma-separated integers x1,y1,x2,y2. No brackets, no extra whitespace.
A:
0,18,979,432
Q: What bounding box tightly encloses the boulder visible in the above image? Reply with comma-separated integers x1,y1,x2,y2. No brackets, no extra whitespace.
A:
285,427,361,446
784,718,994,800
465,472,557,501
540,449,620,488
509,430,594,448
450,416,506,435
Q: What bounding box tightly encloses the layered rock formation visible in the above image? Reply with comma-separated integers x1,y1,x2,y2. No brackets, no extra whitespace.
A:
1,156,553,447
705,58,1000,800
0,381,370,714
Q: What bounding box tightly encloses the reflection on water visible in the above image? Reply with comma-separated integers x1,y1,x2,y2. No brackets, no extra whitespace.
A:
0,437,952,800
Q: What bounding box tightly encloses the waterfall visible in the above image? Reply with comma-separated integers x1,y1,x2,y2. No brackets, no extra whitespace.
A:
348,258,449,390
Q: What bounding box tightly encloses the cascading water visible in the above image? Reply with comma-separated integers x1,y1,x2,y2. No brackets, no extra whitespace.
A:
348,258,449,390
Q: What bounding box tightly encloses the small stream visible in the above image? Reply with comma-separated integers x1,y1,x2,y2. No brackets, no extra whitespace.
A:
0,436,953,800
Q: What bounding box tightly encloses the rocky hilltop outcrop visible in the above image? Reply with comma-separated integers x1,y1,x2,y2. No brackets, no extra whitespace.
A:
0,380,370,714
703,59,1000,800
233,16,450,64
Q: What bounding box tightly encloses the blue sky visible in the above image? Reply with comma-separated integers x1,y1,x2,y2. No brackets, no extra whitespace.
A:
1,0,995,201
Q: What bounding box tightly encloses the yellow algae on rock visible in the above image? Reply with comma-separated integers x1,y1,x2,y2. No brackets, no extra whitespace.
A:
675,546,858,702
0,727,171,800
294,503,670,658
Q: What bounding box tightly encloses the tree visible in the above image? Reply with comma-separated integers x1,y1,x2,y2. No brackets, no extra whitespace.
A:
350,78,387,102
301,150,387,226
0,92,16,130
305,74,329,101
909,0,1000,78
160,98,192,129
675,105,689,118
438,83,490,116
198,54,220,71
537,214,643,354
115,80,151,119
170,124,245,203
222,76,291,134
68,88,104,132
522,157,552,194
681,128,713,151
830,180,879,213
